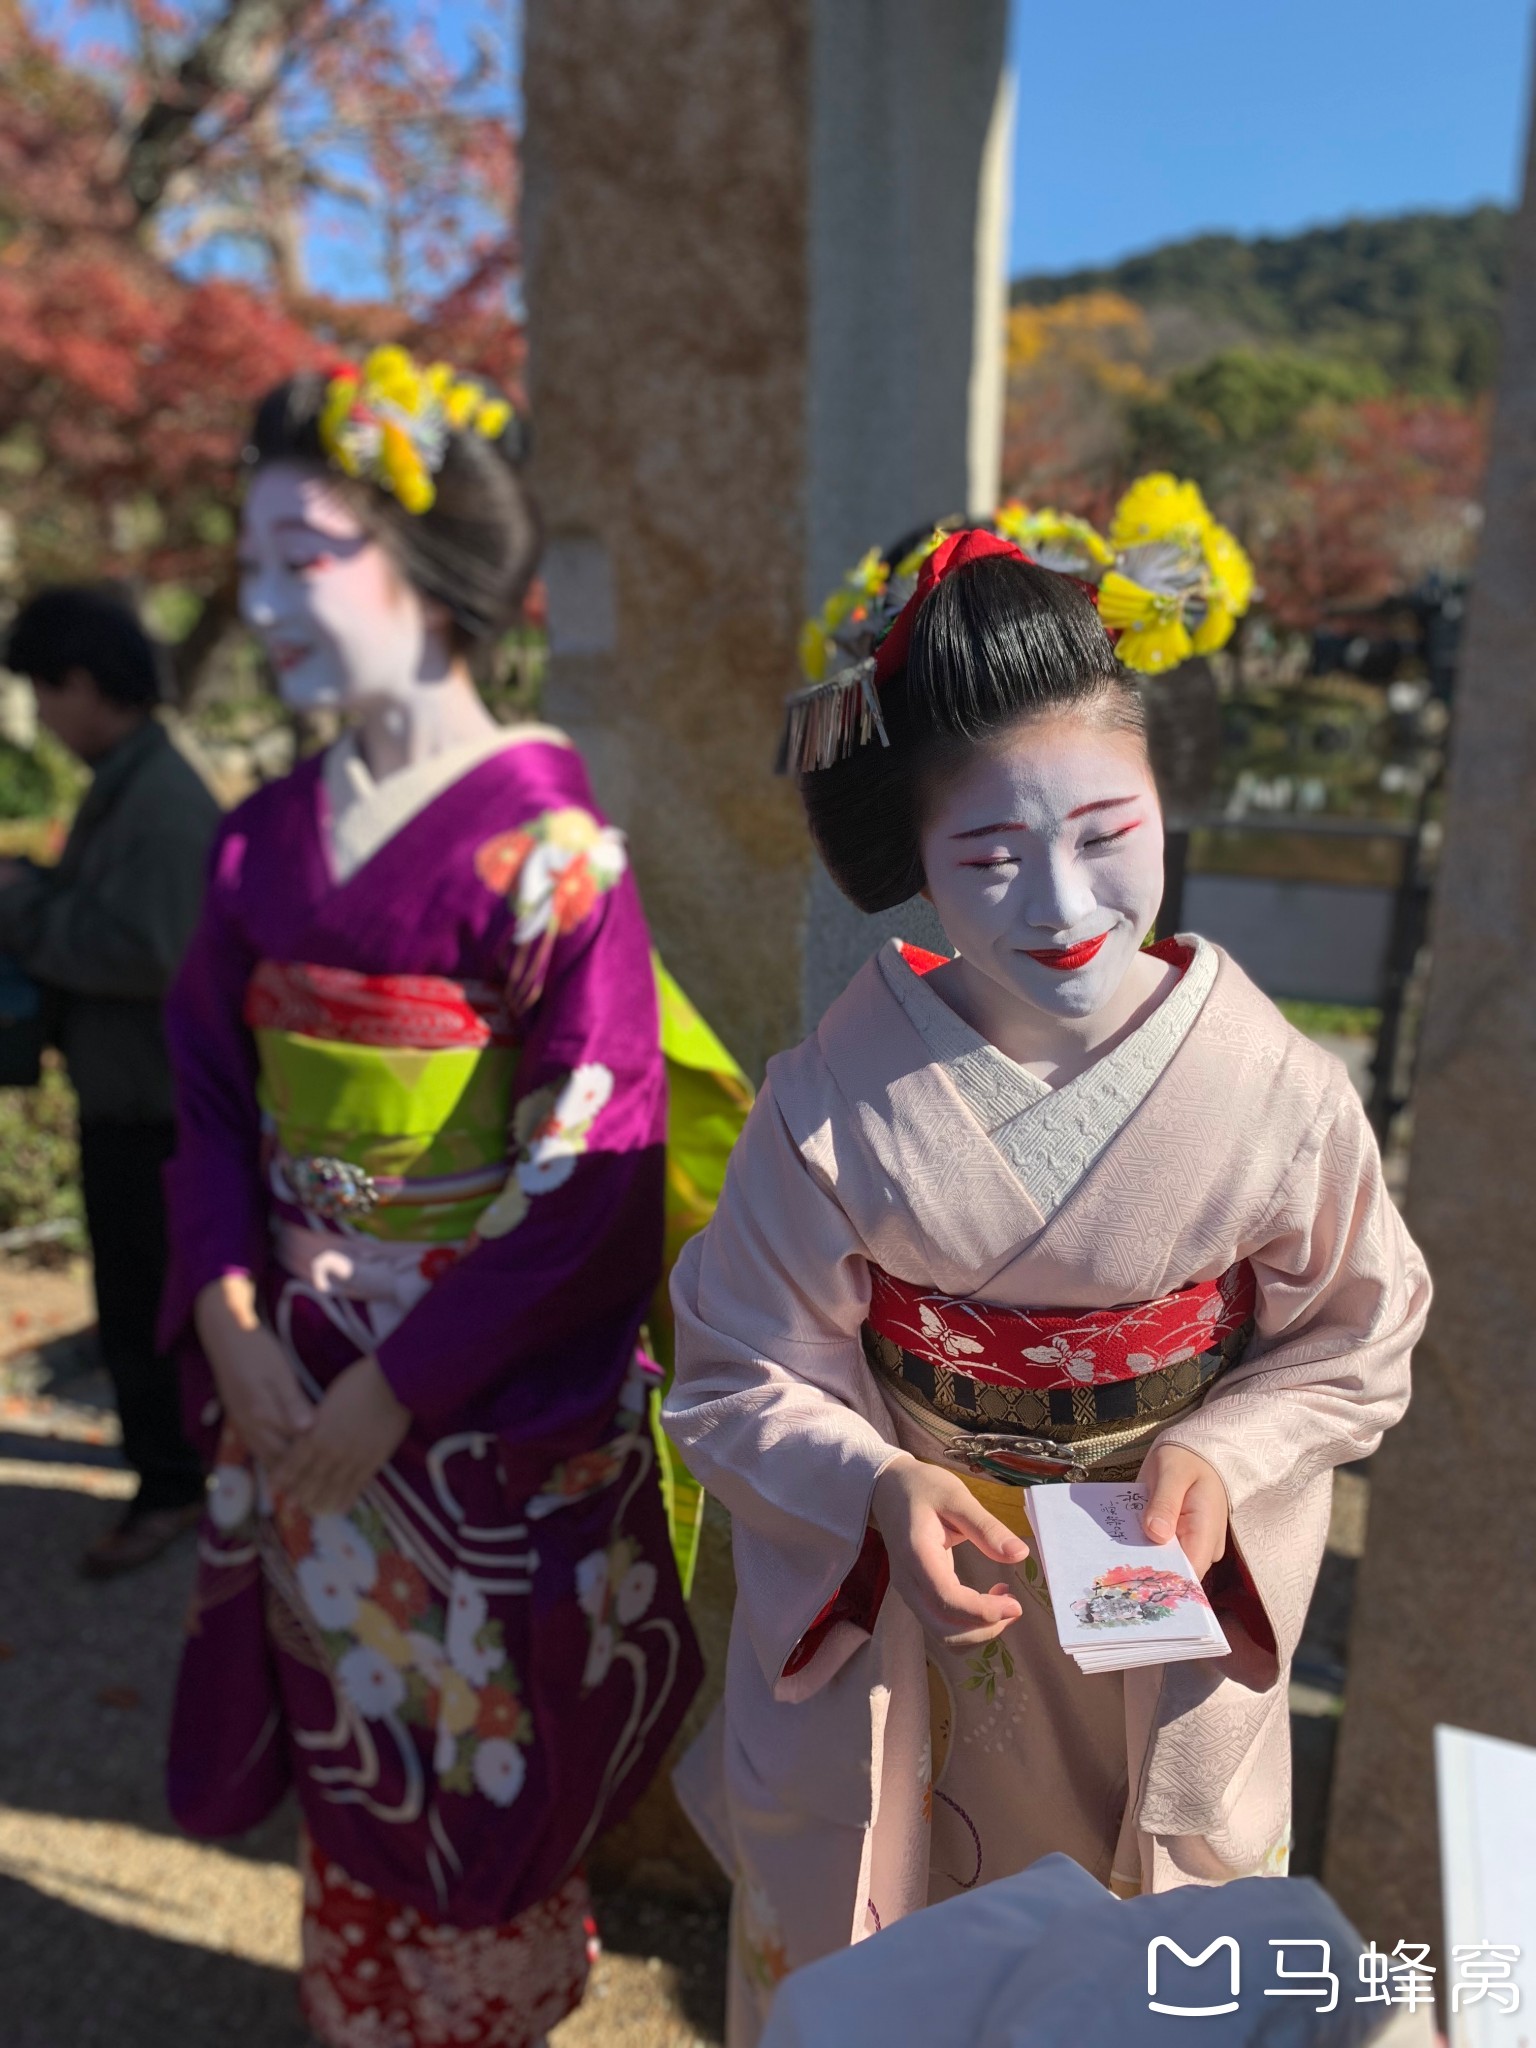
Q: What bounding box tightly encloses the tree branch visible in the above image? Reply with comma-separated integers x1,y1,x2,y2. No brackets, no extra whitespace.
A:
122,0,329,219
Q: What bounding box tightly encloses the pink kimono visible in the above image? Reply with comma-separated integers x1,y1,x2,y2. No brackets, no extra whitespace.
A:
663,936,1427,2043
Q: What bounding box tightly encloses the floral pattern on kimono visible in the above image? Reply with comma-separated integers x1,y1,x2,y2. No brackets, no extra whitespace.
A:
163,730,701,1932
299,1834,596,2048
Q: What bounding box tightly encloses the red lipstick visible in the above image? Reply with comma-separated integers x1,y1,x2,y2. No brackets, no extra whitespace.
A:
1023,932,1109,971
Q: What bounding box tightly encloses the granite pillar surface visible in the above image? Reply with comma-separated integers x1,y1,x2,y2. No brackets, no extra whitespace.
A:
1323,87,1536,1941
801,0,1013,1027
522,0,814,1081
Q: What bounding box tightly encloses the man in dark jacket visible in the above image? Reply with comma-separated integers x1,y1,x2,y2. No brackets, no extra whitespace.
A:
0,588,221,1574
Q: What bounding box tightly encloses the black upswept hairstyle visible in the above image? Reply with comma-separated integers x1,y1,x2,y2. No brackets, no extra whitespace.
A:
799,554,1146,913
249,374,540,648
5,585,164,708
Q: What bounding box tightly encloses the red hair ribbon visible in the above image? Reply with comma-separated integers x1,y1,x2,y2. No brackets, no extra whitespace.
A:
872,528,1032,687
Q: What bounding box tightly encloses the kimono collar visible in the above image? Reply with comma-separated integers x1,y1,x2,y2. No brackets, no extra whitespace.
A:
808,953,1048,1290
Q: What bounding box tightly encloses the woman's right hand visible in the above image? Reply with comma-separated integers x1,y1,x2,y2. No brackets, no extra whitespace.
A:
870,1454,1029,1649
194,1274,314,1469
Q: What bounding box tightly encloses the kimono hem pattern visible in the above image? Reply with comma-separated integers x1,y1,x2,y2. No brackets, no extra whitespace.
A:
663,937,1427,2046
161,726,701,2038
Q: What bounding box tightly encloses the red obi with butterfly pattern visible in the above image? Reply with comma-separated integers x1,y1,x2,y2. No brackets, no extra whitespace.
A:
867,1261,1256,1396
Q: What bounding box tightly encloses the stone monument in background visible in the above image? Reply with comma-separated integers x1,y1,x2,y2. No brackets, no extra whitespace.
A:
522,0,1011,1076
1324,76,1536,1941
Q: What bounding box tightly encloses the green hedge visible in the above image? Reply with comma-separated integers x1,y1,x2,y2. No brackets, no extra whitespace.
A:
0,1054,83,1254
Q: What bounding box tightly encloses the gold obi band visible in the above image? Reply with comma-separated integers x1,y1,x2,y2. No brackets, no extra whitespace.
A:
873,1363,1166,1488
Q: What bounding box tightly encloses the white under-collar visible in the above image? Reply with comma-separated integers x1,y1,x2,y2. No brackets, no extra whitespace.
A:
879,935,1218,1218
321,724,568,884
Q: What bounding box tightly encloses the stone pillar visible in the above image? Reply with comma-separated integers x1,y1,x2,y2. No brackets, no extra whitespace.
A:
521,0,814,1082
523,0,1012,1067
801,0,1013,1026
1323,82,1536,1941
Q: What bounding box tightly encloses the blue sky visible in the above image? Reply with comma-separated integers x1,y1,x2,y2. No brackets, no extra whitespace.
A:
1008,0,1532,276
44,0,1532,292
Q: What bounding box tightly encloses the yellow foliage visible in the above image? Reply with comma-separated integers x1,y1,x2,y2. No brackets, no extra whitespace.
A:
1006,292,1153,387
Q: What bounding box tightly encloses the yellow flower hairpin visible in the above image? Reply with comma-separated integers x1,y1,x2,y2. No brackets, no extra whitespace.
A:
1099,472,1255,671
995,503,1114,578
796,470,1256,705
318,346,516,515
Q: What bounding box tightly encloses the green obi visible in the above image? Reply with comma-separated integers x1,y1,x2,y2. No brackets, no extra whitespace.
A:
256,1030,518,1244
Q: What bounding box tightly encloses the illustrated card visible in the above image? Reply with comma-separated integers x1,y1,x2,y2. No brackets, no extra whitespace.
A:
1024,1481,1230,1670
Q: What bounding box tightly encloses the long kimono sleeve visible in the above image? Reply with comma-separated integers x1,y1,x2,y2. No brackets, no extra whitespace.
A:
1159,1072,1429,1649
159,822,268,1346
375,870,666,1448
664,1080,907,1693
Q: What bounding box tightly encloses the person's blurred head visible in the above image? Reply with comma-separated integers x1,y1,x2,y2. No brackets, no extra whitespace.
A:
239,354,539,716
4,586,162,764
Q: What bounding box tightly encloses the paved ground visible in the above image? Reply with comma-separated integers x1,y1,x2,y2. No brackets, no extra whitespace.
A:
0,1260,726,2048
0,1251,1367,2044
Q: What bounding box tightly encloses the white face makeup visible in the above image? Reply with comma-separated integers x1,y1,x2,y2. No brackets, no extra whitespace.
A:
237,464,440,713
918,713,1165,1027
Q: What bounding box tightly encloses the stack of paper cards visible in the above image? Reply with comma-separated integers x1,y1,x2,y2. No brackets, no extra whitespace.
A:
1023,1482,1230,1674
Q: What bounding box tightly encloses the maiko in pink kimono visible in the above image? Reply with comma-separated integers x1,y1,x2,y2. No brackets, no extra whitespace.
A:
662,528,1429,2044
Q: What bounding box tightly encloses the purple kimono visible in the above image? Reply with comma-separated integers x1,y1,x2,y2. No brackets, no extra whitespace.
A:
161,727,701,1927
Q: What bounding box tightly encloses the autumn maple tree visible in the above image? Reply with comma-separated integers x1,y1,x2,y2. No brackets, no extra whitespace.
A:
1002,288,1489,634
0,0,523,692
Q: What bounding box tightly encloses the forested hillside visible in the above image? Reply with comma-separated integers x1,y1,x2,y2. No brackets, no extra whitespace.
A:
1012,206,1509,399
1002,209,1500,624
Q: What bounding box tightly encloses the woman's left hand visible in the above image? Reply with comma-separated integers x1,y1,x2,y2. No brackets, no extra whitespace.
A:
1138,1441,1229,1579
270,1356,410,1515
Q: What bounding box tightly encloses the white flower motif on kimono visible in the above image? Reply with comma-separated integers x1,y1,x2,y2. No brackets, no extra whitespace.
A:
407,1631,448,1686
517,1140,579,1197
575,1549,610,1620
510,817,628,946
559,1062,615,1126
446,1571,503,1685
298,1553,363,1631
917,1302,985,1360
310,1514,378,1593
1023,1333,1099,1383
472,1737,528,1809
583,1620,617,1690
207,1463,254,1532
337,1644,406,1720
614,1560,657,1626
434,1721,458,1775
475,1064,616,1241
516,1062,615,1195
473,805,625,932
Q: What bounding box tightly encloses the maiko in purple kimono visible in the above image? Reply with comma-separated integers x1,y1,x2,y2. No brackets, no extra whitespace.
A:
160,720,700,2025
